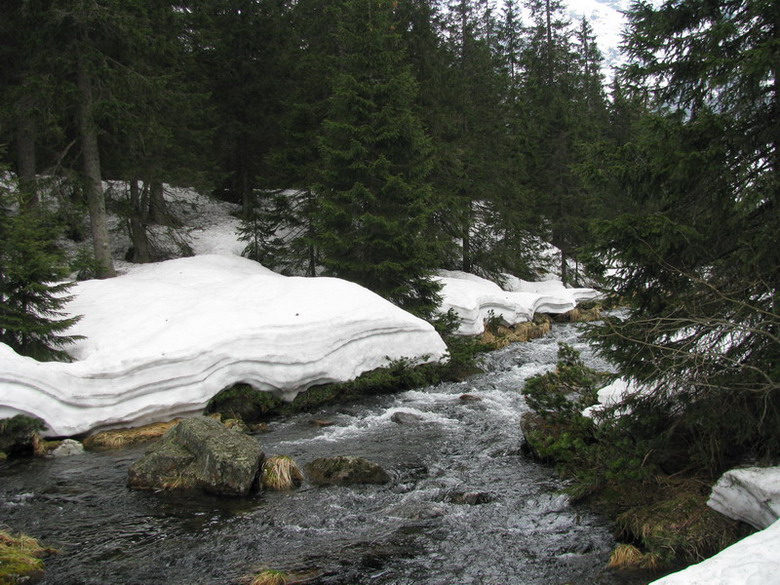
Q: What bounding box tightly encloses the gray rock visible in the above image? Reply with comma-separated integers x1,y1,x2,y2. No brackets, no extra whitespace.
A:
459,394,482,402
128,416,264,496
51,439,85,457
305,456,390,486
390,411,423,424
447,491,495,505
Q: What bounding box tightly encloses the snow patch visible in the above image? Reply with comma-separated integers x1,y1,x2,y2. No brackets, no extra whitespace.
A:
0,255,447,437
437,270,600,336
708,467,780,530
648,518,780,585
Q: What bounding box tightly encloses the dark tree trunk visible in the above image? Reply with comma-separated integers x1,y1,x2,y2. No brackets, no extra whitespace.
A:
148,180,178,226
77,52,116,278
461,199,473,273
15,95,39,211
127,179,152,263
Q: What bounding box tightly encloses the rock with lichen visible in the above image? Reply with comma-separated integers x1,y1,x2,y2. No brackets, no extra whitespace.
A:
128,416,264,496
305,456,390,486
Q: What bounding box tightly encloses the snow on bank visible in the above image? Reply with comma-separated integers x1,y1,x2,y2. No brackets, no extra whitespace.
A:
580,378,647,419
437,270,600,336
0,255,447,437
708,467,780,530
648,518,780,585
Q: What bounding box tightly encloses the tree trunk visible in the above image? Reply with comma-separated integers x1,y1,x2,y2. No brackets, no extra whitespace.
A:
128,179,152,263
77,53,116,278
15,95,39,211
462,199,473,273
148,180,178,226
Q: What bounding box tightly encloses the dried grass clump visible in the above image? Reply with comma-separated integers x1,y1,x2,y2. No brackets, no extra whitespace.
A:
83,420,181,451
480,318,552,348
261,455,304,491
607,543,661,570
553,306,602,323
614,488,747,565
250,569,289,585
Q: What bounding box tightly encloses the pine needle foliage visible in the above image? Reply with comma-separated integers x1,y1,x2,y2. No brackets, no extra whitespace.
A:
0,183,81,362
586,0,780,472
316,0,441,318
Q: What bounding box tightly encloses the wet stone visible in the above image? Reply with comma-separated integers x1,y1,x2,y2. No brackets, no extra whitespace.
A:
305,456,391,486
390,411,424,425
127,416,264,496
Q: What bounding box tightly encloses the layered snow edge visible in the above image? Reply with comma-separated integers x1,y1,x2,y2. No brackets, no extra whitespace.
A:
436,270,600,336
0,256,600,437
0,255,448,437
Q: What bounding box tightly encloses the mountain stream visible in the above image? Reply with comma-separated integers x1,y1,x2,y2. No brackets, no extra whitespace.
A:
1,323,653,585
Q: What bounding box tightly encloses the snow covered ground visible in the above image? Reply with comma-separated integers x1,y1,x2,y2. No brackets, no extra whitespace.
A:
0,186,599,437
0,254,448,437
648,518,780,585
437,270,600,335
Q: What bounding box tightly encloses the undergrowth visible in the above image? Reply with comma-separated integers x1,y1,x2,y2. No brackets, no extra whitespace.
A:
0,531,53,585
520,344,749,571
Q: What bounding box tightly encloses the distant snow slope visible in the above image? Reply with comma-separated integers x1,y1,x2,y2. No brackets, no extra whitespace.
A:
568,0,628,73
438,270,600,336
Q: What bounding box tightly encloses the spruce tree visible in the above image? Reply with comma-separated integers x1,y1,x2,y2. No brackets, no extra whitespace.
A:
0,176,81,362
317,0,440,316
589,0,780,469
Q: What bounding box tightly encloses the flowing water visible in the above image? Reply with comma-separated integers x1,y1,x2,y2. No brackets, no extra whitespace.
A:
0,324,653,585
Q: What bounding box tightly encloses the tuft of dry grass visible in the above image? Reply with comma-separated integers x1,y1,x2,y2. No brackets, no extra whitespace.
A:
250,569,289,585
612,480,749,566
261,456,304,491
480,318,552,348
607,543,661,570
31,434,48,457
83,420,181,450
553,306,603,323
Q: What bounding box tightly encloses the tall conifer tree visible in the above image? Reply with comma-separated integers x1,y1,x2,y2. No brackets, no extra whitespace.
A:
317,0,440,316
590,0,780,469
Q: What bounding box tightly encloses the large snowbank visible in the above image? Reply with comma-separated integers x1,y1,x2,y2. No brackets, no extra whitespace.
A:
0,255,447,437
436,270,600,336
708,467,780,530
647,518,780,585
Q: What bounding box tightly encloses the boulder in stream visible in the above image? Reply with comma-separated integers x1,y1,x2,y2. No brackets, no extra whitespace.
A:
127,416,264,496
305,456,390,486
390,411,424,425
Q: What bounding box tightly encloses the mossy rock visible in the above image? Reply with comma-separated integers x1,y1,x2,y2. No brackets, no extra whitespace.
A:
128,417,264,496
305,456,390,486
0,415,47,457
0,531,50,585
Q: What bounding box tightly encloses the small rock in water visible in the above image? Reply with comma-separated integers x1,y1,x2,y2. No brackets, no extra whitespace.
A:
305,456,390,486
51,439,85,457
447,491,495,505
459,394,482,402
390,411,423,425
309,419,334,428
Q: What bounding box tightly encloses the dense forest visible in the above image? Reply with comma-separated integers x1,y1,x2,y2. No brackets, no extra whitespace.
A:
1,0,778,473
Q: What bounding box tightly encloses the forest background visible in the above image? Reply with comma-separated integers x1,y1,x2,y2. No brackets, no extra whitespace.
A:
0,0,778,491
